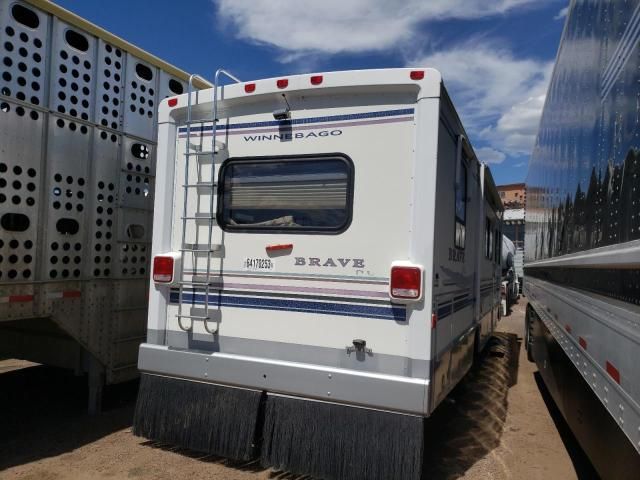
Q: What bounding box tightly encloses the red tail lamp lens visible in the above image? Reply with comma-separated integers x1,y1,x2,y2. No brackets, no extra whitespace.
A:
153,256,174,283
244,83,256,93
277,79,289,89
310,75,323,85
390,266,422,299
167,97,178,107
410,70,425,80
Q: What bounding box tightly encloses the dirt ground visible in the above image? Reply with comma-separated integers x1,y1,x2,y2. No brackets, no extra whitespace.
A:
0,300,599,480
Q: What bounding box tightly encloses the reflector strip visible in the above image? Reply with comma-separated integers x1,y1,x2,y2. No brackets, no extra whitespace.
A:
0,294,34,303
606,361,620,384
266,244,293,252
578,337,587,349
46,290,81,300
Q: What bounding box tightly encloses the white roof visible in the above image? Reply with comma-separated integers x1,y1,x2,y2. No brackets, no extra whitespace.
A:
503,208,525,221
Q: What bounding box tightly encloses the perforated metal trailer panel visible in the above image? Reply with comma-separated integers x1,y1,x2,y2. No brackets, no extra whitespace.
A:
0,0,196,384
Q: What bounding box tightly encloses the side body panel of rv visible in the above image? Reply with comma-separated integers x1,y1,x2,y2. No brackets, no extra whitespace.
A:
524,0,640,476
135,69,502,480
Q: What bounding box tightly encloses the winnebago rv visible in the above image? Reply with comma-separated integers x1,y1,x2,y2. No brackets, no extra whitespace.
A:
134,68,504,480
524,0,640,477
0,0,206,411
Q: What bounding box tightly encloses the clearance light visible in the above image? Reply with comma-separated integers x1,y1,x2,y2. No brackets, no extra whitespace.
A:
153,256,175,283
389,263,424,302
310,75,323,85
410,70,425,80
244,83,256,93
277,79,289,89
167,97,178,107
266,243,293,252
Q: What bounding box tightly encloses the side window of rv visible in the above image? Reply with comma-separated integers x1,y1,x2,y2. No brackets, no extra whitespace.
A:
485,218,493,260
218,155,353,233
454,163,467,249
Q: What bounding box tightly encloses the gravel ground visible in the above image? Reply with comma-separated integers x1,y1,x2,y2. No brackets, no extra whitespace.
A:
0,300,598,480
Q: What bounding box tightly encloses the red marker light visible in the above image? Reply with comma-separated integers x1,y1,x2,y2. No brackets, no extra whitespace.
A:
167,97,178,107
310,75,323,85
244,83,256,93
410,70,425,80
606,361,620,384
277,79,289,89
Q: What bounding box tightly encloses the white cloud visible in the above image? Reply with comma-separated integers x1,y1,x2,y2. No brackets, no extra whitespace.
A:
513,161,527,167
476,147,507,164
554,6,569,20
214,0,554,58
413,43,553,157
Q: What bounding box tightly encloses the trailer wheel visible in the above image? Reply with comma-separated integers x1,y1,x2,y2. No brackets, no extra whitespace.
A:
525,306,535,363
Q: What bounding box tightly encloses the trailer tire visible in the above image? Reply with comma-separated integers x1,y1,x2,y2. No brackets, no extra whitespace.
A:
525,305,535,363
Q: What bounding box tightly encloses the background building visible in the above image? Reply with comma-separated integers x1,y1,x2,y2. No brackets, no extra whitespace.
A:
497,182,526,209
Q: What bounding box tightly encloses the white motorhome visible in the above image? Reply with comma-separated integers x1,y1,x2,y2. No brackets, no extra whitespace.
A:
134,68,503,480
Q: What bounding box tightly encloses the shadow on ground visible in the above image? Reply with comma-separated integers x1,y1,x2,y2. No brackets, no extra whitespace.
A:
0,334,524,480
533,373,600,480
422,333,520,479
0,363,138,470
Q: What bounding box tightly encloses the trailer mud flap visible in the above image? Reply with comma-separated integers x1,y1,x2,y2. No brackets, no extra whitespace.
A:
133,374,262,460
261,394,424,480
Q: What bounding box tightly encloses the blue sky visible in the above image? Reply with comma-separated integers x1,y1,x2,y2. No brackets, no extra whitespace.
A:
56,0,568,185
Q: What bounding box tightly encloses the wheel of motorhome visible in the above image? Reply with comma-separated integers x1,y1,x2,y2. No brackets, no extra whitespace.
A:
133,67,504,480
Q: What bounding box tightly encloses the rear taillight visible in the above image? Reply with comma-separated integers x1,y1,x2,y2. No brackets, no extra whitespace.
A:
167,97,178,107
390,263,423,302
153,256,174,283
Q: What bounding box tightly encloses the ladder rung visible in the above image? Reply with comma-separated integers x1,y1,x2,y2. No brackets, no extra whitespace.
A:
183,243,223,250
185,150,217,156
176,314,210,321
181,215,215,220
183,182,216,188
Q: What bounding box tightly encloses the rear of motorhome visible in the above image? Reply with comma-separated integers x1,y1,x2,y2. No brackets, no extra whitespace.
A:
134,68,503,480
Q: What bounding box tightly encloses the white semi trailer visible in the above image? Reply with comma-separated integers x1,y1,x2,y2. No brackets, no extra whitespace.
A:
133,67,504,480
0,0,206,411
525,0,640,477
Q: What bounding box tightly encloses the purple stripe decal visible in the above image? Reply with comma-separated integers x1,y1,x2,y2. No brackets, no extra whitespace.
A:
178,116,413,138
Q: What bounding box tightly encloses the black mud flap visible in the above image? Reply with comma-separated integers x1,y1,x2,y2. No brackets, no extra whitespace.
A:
261,395,424,480
133,374,262,461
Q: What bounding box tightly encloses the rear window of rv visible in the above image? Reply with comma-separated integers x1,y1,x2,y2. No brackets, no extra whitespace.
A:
218,155,353,233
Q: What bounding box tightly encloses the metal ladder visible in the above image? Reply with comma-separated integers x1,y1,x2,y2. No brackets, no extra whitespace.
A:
176,69,242,334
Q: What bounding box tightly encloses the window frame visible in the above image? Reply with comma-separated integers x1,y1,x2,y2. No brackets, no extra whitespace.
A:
216,153,355,235
454,162,468,250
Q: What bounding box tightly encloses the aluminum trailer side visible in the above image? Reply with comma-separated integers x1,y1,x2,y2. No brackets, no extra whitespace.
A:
0,0,205,410
524,1,640,477
133,68,504,480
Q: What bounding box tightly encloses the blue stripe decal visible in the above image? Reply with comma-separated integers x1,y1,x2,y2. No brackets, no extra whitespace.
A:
170,291,406,322
177,108,415,133
437,298,474,320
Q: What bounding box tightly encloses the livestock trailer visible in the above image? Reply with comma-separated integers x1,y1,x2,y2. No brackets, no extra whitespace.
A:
134,67,504,480
524,0,640,477
0,0,206,410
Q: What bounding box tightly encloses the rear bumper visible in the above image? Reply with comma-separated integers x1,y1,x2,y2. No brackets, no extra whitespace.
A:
138,343,430,415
